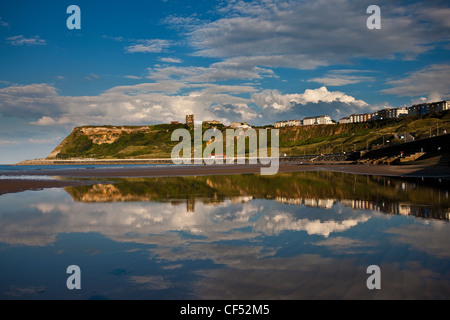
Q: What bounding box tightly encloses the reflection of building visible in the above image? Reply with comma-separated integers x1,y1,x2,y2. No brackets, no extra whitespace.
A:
186,114,194,126
187,197,196,212
275,196,450,221
230,196,253,204
276,197,336,209
339,199,449,221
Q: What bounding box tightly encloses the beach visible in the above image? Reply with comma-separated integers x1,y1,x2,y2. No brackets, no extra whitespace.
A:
1,162,449,196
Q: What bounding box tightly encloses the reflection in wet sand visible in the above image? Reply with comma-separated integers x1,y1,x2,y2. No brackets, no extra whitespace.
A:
65,172,450,220
0,171,449,299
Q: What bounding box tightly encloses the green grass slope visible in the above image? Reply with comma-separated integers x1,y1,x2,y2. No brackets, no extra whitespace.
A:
47,111,450,159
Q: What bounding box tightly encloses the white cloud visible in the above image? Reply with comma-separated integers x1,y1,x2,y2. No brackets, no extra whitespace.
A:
308,70,375,86
0,83,57,98
124,75,143,79
30,116,72,126
252,86,368,112
85,73,100,81
0,17,10,28
0,82,258,127
148,59,275,82
382,64,450,99
159,57,183,64
0,82,373,127
253,212,371,237
250,86,372,122
7,35,46,46
28,137,62,144
0,139,18,145
125,39,171,53
172,0,449,70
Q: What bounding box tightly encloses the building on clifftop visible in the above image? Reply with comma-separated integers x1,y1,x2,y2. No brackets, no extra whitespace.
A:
186,114,194,126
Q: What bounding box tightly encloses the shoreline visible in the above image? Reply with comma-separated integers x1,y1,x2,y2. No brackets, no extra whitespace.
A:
1,163,450,196
3,162,450,177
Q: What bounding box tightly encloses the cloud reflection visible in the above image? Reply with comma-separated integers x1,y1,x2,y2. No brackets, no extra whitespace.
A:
0,189,376,247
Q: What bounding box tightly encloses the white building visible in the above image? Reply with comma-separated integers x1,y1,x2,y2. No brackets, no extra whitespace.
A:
316,115,333,125
302,117,316,126
303,115,333,126
339,117,352,124
274,119,303,128
395,107,409,117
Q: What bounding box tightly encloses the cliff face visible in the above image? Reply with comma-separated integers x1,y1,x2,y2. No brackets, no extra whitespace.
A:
47,126,139,159
46,124,185,160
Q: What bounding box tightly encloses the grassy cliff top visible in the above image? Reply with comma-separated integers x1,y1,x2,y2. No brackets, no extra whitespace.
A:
47,111,450,160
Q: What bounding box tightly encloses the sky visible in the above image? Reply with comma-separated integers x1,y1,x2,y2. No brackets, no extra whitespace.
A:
0,0,449,163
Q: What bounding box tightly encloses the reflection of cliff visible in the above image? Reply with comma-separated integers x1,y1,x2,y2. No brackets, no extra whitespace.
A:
65,172,450,220
65,176,227,206
74,184,147,202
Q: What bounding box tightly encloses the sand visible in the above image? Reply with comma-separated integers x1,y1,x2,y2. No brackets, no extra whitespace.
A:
1,163,449,195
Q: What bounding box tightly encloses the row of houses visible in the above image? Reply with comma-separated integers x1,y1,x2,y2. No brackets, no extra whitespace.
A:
274,115,333,128
339,100,450,124
184,100,449,130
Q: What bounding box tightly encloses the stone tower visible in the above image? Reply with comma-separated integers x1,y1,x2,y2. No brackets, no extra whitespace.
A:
186,114,194,126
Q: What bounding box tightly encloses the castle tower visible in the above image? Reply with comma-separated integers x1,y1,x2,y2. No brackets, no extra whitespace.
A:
186,114,194,126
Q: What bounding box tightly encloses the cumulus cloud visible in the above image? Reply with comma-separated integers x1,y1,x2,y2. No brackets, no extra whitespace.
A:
251,86,371,122
0,82,374,127
382,64,450,99
31,116,72,126
0,82,260,126
7,35,46,46
252,86,368,112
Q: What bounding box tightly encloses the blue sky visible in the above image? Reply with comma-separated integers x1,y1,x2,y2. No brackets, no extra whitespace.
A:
0,0,449,163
